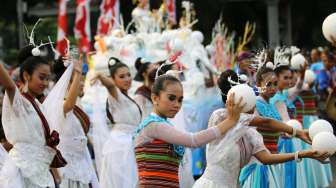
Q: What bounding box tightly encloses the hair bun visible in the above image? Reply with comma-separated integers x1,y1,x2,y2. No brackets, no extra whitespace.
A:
134,57,143,71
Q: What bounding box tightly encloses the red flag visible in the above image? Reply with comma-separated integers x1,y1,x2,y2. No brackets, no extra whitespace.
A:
74,0,91,53
97,0,120,36
56,0,69,56
166,0,176,23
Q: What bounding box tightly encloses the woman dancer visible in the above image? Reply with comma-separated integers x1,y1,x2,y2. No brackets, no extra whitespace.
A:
134,74,245,188
193,70,329,188
270,65,308,188
134,57,157,118
93,57,142,188
0,53,76,187
50,58,99,188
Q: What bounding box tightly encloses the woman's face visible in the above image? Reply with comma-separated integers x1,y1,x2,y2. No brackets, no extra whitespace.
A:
26,64,51,96
113,67,132,92
290,71,299,88
153,82,183,118
277,69,292,90
260,73,278,98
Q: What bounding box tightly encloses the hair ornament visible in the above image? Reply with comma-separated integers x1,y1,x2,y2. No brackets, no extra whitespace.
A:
108,58,117,66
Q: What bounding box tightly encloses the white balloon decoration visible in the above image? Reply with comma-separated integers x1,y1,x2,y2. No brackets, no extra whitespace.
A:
309,119,334,140
287,119,303,130
227,84,256,113
191,31,204,43
322,13,336,43
304,69,316,84
290,53,305,70
312,132,336,155
93,54,110,76
31,47,41,57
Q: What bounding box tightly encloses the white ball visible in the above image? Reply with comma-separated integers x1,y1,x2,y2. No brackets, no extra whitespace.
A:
31,47,41,57
170,38,184,52
322,13,336,43
290,53,305,70
227,84,256,113
287,119,303,129
239,74,248,83
304,69,316,84
265,62,274,69
191,31,204,43
312,132,336,155
309,119,334,140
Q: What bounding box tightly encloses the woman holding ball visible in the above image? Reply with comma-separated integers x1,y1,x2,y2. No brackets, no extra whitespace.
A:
193,70,329,188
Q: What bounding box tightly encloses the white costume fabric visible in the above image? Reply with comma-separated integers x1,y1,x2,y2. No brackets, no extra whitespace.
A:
0,64,74,188
57,108,99,188
134,93,152,120
193,109,266,188
99,88,141,188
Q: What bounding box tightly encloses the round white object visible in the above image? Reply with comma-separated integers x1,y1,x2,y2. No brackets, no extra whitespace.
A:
31,47,41,57
227,84,256,113
304,69,316,84
265,61,274,69
312,132,336,155
93,54,110,76
239,74,248,83
322,13,336,43
191,31,204,43
290,53,305,70
287,119,303,130
309,119,334,140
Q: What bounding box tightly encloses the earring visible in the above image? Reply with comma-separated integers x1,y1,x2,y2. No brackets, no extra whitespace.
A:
23,80,29,93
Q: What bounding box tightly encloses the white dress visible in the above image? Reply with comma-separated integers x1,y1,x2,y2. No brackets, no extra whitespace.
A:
193,109,267,188
99,88,142,188
58,106,99,188
134,94,152,120
1,88,56,188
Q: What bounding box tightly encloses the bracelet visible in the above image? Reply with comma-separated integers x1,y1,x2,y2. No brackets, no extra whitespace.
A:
291,127,297,138
294,151,302,163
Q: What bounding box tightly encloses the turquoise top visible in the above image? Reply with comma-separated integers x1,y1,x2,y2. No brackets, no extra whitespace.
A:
134,113,185,157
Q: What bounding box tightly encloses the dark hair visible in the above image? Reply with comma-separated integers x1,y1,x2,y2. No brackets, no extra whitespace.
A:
148,68,157,83
18,45,35,65
157,63,174,77
152,74,182,96
134,57,150,81
19,56,49,82
256,66,274,85
274,65,290,76
108,57,128,78
217,70,239,103
52,58,67,82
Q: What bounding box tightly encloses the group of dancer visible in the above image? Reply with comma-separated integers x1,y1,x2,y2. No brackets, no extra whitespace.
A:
0,38,334,188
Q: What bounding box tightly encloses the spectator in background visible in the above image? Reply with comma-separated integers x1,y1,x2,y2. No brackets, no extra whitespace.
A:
310,48,324,75
317,50,336,99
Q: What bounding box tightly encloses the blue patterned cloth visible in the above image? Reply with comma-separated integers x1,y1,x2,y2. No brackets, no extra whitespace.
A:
134,113,185,157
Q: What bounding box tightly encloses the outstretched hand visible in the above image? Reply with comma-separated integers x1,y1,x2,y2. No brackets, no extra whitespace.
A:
226,92,246,121
296,129,312,144
307,150,331,163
